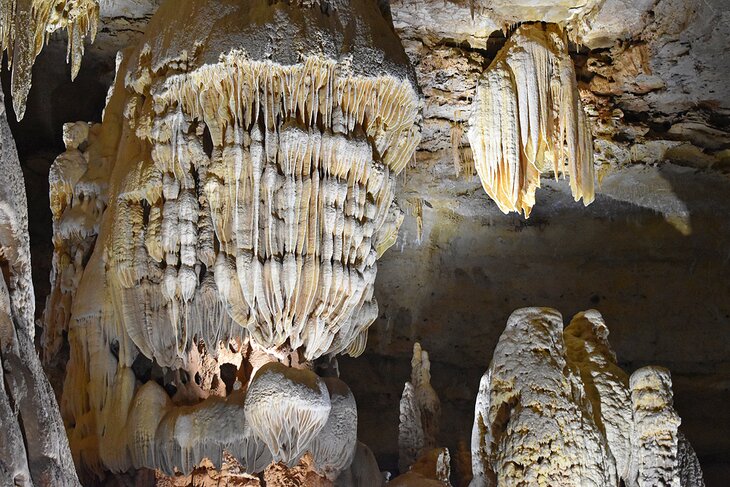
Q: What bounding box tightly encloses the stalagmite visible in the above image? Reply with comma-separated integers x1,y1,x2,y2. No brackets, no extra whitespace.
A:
467,23,594,217
0,0,99,119
310,377,358,480
0,89,80,486
677,431,706,487
564,310,633,482
470,308,706,487
47,0,421,478
629,366,682,487
399,342,441,472
334,442,384,487
469,307,616,487
244,362,331,467
390,448,452,487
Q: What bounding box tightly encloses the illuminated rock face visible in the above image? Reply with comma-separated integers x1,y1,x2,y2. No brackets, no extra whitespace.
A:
46,0,420,479
0,90,80,486
470,308,706,487
468,23,594,217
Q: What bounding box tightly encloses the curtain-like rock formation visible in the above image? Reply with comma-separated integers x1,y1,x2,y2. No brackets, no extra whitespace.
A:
45,0,420,480
467,23,594,217
0,89,80,486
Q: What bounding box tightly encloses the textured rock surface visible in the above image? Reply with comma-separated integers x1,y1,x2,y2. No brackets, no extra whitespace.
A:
398,342,441,472
468,22,594,216
629,366,682,487
0,0,727,484
564,310,633,482
470,308,705,487
0,89,80,486
469,307,615,487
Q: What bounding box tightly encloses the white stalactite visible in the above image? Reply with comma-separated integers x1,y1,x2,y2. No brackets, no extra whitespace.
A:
468,23,594,217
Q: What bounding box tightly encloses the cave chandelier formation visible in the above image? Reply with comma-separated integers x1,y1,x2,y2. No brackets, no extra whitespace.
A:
43,0,422,482
0,0,716,485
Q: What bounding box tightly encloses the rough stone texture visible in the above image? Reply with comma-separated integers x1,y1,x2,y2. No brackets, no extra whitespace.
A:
468,307,616,487
564,310,633,482
0,88,80,486
629,366,681,487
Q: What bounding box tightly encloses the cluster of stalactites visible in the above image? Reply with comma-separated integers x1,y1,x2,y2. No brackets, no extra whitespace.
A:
0,0,99,119
467,23,594,217
469,308,704,487
105,54,419,365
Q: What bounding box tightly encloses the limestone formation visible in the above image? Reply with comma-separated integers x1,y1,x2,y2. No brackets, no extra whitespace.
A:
629,366,682,487
564,310,633,482
0,89,80,486
469,307,615,487
42,0,421,479
0,0,99,119
399,342,441,472
310,377,358,480
334,441,384,487
470,308,706,487
468,23,594,217
390,448,452,487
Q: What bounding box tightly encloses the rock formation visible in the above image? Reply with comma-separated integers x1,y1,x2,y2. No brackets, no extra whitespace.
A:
469,307,615,487
0,0,99,119
0,89,80,486
470,308,706,487
629,366,682,487
468,23,594,217
42,0,421,481
399,342,441,472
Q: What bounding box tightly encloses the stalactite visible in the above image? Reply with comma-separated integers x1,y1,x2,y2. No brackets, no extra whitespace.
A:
468,23,594,217
0,0,99,119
